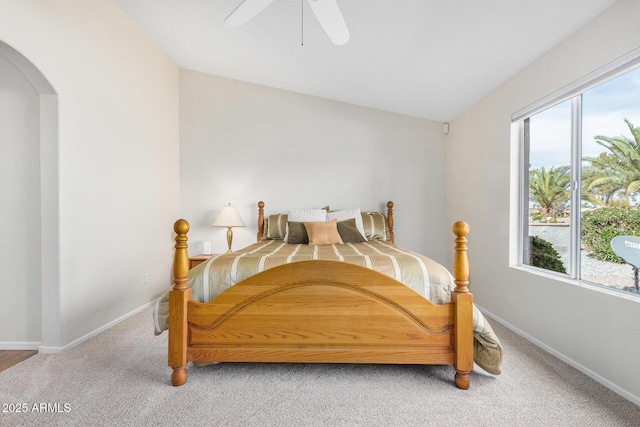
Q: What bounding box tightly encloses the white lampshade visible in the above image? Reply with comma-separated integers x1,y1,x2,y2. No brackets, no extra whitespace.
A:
212,203,246,228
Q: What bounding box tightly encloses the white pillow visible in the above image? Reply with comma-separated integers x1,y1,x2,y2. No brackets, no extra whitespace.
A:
327,208,367,241
284,208,328,242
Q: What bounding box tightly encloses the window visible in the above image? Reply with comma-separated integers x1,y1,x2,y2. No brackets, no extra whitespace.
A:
515,49,640,295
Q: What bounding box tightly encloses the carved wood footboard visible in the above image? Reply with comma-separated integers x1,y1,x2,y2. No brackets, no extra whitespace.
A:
168,203,473,389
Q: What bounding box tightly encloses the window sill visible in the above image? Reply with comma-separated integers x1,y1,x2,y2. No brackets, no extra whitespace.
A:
509,264,640,303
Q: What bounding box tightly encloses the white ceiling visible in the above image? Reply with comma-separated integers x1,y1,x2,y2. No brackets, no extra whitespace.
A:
114,0,618,122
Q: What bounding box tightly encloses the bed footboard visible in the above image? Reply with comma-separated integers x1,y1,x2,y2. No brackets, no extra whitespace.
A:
186,260,456,364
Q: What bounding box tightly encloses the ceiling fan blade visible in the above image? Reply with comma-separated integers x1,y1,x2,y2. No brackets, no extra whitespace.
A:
225,0,276,28
306,0,350,45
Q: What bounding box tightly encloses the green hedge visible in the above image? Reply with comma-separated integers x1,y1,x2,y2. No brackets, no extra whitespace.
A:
581,206,640,263
530,236,567,273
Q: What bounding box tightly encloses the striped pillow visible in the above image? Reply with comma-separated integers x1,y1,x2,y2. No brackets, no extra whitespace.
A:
264,214,288,240
289,208,328,222
361,212,390,241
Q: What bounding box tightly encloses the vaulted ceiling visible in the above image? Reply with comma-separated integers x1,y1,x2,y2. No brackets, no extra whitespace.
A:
115,0,618,122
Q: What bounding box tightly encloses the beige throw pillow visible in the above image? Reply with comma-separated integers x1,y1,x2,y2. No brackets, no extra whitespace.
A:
304,220,343,246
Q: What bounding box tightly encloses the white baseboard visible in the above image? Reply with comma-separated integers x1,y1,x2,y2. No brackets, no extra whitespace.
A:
0,342,41,350
478,306,640,407
39,300,155,354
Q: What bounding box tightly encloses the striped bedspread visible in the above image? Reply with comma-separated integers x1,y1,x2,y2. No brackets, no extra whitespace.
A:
153,240,502,374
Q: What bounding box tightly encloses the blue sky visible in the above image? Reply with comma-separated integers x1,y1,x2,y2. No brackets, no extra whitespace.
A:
529,65,640,170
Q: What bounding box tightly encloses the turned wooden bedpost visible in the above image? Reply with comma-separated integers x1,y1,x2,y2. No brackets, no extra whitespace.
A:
257,201,265,242
168,219,191,386
453,221,470,294
386,201,394,244
452,221,473,390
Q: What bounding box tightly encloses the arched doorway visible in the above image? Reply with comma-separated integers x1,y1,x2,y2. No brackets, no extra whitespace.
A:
0,41,60,351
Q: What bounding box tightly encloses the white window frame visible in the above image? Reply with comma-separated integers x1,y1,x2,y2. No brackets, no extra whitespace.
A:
512,48,640,288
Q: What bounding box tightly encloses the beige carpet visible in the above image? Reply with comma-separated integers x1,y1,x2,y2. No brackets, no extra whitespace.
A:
1,307,638,426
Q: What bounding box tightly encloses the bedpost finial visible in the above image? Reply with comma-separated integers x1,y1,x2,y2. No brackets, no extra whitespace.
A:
387,201,393,209
258,201,264,209
453,221,469,238
174,219,190,235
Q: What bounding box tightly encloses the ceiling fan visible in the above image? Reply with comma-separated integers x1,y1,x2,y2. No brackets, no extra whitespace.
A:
225,0,350,46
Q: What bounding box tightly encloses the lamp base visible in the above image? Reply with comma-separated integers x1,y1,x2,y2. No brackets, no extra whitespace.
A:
226,227,233,252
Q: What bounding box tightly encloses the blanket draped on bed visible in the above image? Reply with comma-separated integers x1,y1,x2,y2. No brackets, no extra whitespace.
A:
154,240,502,375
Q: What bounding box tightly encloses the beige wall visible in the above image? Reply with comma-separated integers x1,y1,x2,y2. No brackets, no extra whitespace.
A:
0,0,180,349
447,0,640,403
179,69,449,262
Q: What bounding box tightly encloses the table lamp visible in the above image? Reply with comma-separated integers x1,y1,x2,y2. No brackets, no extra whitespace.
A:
212,203,246,252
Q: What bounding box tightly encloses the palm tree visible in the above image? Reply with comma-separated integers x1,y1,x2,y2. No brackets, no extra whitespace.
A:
583,118,640,202
529,165,571,218
581,152,626,206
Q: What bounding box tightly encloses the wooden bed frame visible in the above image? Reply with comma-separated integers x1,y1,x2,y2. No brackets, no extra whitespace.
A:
168,201,473,389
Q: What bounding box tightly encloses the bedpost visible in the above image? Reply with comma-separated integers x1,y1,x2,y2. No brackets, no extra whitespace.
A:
168,219,191,386
452,221,473,390
453,221,470,294
257,201,265,242
386,201,394,244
